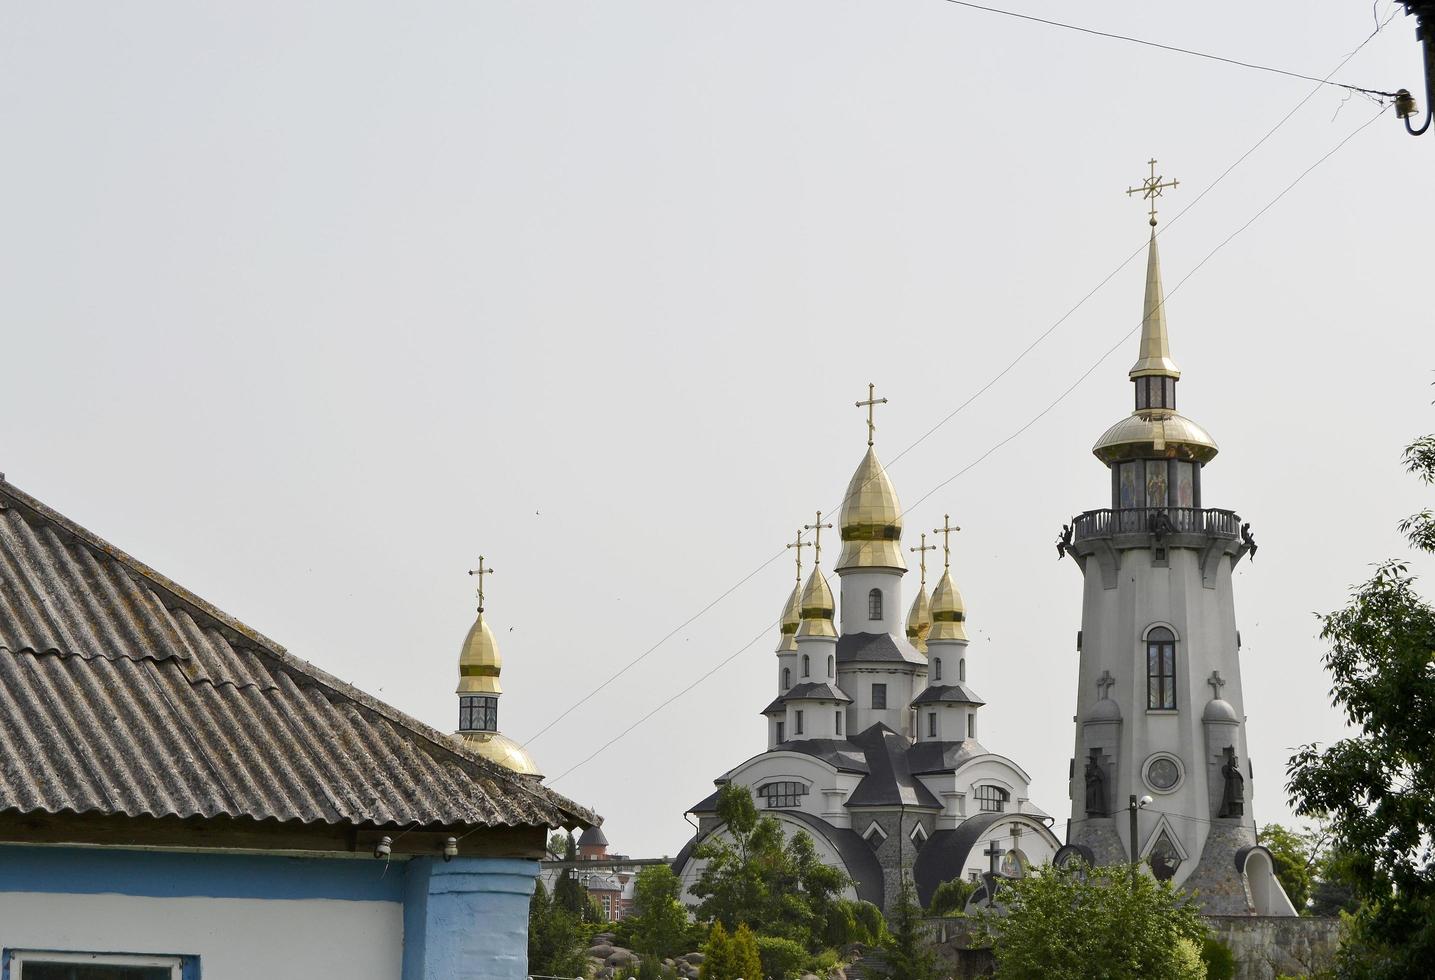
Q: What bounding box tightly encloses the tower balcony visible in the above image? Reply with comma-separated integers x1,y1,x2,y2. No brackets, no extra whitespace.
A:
1072,507,1241,543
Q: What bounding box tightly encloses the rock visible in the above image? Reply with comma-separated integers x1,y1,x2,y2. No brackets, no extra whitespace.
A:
587,944,615,960
684,952,705,964
605,949,637,968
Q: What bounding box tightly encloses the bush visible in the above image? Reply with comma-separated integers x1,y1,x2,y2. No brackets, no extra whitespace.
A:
805,947,844,976
1201,933,1237,980
929,878,977,917
851,901,887,945
637,953,664,980
756,936,808,980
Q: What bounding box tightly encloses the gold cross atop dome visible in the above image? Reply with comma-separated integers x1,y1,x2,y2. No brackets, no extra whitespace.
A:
910,532,937,587
804,511,834,566
467,557,495,614
933,514,961,568
1126,158,1180,227
785,529,811,583
855,383,888,448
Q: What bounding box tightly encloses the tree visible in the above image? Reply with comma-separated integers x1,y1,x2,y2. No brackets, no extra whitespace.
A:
928,877,978,917
699,921,734,980
1257,824,1313,913
627,865,691,959
729,924,764,980
879,875,938,980
755,935,808,980
552,832,588,916
982,862,1206,980
528,879,588,979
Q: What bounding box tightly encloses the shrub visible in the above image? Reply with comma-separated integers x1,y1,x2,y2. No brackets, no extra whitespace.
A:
851,901,887,945
1201,933,1237,980
756,936,808,980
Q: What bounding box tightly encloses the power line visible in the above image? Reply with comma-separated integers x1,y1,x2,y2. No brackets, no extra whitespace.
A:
544,106,1384,787
937,0,1399,101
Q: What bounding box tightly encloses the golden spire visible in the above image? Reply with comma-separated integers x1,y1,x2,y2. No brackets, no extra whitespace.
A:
458,558,501,696
856,382,888,448
777,530,810,653
804,511,833,566
928,566,968,643
933,515,961,568
1126,159,1182,380
796,567,837,639
905,534,936,653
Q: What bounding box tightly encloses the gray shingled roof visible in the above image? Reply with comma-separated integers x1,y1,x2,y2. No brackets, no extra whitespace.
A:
783,681,852,703
0,480,591,832
910,684,985,706
836,631,926,666
845,724,941,809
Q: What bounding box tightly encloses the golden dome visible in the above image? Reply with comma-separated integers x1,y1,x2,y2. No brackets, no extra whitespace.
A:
796,569,837,639
776,583,801,653
837,447,906,572
1092,411,1219,465
906,588,932,654
458,730,542,777
928,569,968,643
457,614,502,695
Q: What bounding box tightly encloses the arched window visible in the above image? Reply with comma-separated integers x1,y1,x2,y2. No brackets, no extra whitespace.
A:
1147,626,1177,709
782,667,791,689
802,654,810,678
959,658,966,682
758,781,808,809
868,589,883,620
934,658,942,681
827,654,834,678
974,785,1009,813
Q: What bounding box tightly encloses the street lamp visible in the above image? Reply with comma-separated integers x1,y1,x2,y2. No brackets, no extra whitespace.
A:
1127,794,1152,866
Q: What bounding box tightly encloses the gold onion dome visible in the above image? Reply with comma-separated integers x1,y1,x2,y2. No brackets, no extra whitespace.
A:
906,588,932,654
928,569,968,643
457,614,502,695
461,731,542,777
796,569,837,639
1093,229,1218,466
837,447,906,572
776,584,801,653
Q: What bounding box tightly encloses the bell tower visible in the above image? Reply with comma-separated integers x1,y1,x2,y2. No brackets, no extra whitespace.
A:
1060,164,1293,915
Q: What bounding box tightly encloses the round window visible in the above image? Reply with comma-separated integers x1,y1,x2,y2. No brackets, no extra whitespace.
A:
1145,756,1181,791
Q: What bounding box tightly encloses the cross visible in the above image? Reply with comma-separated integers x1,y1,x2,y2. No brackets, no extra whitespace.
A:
855,382,888,448
1096,670,1116,700
933,514,961,568
1126,158,1180,227
909,532,937,588
1208,670,1226,700
785,529,811,584
984,840,1004,875
467,556,494,614
804,511,834,566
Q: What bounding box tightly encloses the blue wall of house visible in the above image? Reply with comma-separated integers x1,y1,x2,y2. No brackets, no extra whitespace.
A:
402,857,538,980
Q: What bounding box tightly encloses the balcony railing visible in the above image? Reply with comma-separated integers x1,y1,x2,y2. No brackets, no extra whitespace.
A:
1072,507,1241,542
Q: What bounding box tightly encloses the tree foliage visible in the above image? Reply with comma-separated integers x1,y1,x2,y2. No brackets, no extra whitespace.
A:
928,877,978,917
982,862,1206,980
627,864,691,958
1258,823,1314,913
755,935,808,980
552,832,589,917
528,879,589,979
729,924,764,980
879,875,938,980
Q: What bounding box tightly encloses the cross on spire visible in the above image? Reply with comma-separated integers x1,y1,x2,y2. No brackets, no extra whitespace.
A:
855,382,888,448
1126,158,1180,227
910,532,937,587
1096,669,1116,700
785,529,811,584
804,511,834,566
1208,670,1226,700
467,556,495,615
933,514,961,568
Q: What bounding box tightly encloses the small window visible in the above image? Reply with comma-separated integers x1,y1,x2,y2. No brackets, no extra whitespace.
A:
759,780,808,808
7,952,186,980
927,712,937,738
795,710,804,735
782,667,791,688
1147,626,1177,710
835,711,843,735
909,823,928,851
871,683,887,709
827,654,834,678
967,714,975,738
934,657,942,681
974,785,1008,813
775,721,785,743
863,822,888,848
459,695,498,733
959,658,966,682
802,654,810,678
868,589,883,620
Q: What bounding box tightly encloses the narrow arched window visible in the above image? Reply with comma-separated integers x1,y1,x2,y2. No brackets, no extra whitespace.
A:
868,589,883,620
934,658,942,681
827,654,834,678
959,658,966,682
802,654,810,678
1147,626,1177,709
782,667,791,689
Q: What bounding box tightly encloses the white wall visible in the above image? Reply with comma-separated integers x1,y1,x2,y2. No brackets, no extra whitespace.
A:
0,890,402,980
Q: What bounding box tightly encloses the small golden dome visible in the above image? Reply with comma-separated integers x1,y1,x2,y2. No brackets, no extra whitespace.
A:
1092,411,1219,465
796,569,837,639
906,588,932,654
776,583,801,653
457,614,502,695
458,730,542,777
928,569,968,642
837,447,906,572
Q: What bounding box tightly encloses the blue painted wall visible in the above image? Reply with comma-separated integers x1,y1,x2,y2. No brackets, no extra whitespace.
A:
402,858,538,980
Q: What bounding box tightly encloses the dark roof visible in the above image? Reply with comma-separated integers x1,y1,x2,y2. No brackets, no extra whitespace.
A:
0,480,592,833
578,824,609,848
906,739,990,775
836,632,926,666
910,684,985,707
687,787,723,814
845,725,941,809
912,811,1008,908
761,696,786,715
777,809,885,908
773,738,870,773
783,681,852,703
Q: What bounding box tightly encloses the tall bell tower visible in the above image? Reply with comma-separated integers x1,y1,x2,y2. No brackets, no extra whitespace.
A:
1060,163,1294,915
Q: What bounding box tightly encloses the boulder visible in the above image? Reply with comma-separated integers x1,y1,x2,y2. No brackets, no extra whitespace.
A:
587,944,615,960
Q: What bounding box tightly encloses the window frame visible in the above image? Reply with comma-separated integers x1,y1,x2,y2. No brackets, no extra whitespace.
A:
871,683,887,710
758,780,809,809
775,720,785,743
1146,626,1178,710
802,654,810,678
459,694,498,733
933,657,942,681
827,654,834,678
9,951,185,980
927,712,937,738
835,711,843,735
974,784,1009,813
795,709,804,735
867,588,883,621
782,667,791,689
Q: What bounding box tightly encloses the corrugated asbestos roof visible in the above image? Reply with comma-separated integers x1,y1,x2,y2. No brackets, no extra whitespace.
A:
0,480,592,833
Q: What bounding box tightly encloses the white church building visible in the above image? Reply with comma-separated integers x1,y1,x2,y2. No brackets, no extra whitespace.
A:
673,409,1061,913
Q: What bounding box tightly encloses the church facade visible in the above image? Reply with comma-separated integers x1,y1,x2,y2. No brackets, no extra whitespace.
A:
673,411,1061,913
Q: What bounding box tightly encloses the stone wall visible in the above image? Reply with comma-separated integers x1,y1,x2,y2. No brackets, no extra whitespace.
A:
1205,916,1341,980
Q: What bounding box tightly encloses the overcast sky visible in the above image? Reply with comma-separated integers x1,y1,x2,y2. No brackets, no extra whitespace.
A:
1,1,1430,859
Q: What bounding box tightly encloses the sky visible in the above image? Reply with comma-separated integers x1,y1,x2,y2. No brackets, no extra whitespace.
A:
0,1,1430,859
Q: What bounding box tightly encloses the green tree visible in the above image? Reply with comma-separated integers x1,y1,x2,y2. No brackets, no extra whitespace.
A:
628,865,691,959
552,832,588,916
982,862,1206,979
729,923,764,980
699,921,734,980
928,877,978,917
1257,824,1313,913
879,875,937,980
528,879,588,978
755,935,808,980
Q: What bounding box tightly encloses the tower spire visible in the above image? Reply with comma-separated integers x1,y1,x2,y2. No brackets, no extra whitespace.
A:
1126,159,1181,381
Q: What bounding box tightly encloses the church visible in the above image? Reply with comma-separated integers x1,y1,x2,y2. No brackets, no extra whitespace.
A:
673,394,1062,914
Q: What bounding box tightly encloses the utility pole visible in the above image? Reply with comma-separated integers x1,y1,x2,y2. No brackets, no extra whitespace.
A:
1394,1,1435,135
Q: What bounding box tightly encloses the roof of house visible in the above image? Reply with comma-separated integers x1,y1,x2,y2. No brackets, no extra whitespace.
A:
783,681,852,703
835,631,926,666
910,684,985,707
845,725,941,809
0,479,592,833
